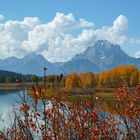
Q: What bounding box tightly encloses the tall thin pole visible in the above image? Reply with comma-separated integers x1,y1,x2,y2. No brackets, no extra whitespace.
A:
43,67,47,137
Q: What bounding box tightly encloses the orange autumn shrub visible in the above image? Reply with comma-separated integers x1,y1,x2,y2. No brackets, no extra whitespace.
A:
0,84,140,140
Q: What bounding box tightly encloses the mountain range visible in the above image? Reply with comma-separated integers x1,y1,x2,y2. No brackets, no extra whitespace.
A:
0,53,61,76
0,40,139,76
68,40,140,72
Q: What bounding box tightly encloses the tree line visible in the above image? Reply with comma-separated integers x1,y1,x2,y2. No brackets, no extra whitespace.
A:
0,69,64,86
65,65,140,88
1,65,139,88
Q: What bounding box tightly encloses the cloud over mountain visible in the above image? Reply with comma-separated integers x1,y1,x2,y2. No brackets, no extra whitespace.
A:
135,51,140,58
0,14,4,21
0,13,139,62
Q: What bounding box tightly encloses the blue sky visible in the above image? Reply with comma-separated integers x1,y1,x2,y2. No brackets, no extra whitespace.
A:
0,0,140,61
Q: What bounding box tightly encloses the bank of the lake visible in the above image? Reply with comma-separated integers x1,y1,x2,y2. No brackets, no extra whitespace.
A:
0,82,43,90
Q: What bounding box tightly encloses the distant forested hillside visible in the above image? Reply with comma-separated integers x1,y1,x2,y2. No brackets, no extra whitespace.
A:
0,70,33,83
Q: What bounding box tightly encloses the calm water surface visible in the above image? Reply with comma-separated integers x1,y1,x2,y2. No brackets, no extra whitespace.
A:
0,90,128,137
0,90,32,130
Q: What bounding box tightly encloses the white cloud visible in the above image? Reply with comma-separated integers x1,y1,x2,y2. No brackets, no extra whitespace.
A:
0,14,4,21
91,15,128,46
0,13,139,62
135,51,140,58
21,12,94,61
0,13,93,60
0,17,40,58
21,14,129,62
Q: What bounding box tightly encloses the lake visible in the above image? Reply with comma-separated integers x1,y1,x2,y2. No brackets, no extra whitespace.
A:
0,90,33,130
0,90,124,129
0,90,139,140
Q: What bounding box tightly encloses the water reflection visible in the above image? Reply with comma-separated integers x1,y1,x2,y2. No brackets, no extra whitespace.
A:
0,90,31,130
0,90,137,139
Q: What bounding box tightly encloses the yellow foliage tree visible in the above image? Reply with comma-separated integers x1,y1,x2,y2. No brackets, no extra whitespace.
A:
84,72,95,88
130,70,139,86
65,72,80,88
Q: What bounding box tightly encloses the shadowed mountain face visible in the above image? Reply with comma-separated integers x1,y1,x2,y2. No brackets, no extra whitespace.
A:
0,40,139,75
61,59,100,74
0,53,62,76
65,40,140,72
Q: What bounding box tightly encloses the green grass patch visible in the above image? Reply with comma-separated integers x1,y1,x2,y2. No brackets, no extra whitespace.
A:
29,87,116,103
